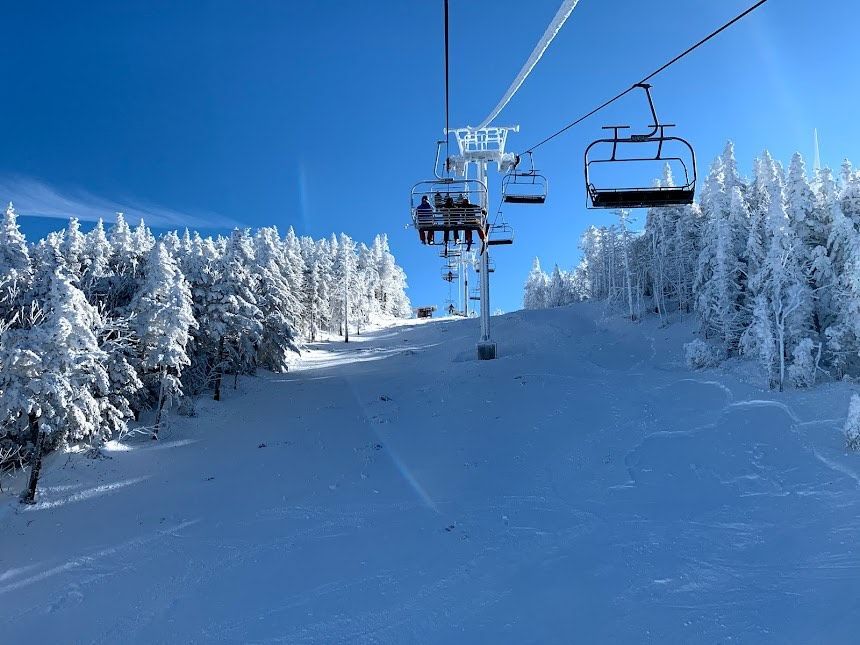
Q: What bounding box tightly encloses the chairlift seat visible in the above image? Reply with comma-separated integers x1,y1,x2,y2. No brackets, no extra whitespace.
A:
589,186,695,209
502,194,546,205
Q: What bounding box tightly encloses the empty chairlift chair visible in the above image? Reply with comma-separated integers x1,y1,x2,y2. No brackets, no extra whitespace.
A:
584,84,697,209
502,153,548,205
474,256,496,273
487,222,514,246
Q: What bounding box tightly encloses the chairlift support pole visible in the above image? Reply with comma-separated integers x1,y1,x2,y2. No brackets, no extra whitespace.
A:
344,262,349,343
476,159,493,357
462,251,469,317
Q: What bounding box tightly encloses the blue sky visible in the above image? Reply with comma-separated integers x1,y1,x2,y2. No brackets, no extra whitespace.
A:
0,1,855,313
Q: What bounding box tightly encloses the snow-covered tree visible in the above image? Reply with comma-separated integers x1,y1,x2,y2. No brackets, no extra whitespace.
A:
523,258,549,310
81,218,113,301
13,266,111,501
845,393,860,451
205,229,263,400
60,217,86,280
130,242,197,434
253,227,299,370
0,203,32,313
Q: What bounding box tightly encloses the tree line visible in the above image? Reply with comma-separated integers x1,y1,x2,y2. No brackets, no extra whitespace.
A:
0,208,411,500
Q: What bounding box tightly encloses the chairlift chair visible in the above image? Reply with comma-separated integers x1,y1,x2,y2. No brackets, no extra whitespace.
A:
410,178,489,245
502,152,547,205
441,265,459,282
584,84,697,209
487,222,514,246
474,256,496,273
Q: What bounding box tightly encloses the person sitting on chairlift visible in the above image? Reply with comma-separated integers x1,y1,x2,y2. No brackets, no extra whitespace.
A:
416,195,434,244
442,194,459,245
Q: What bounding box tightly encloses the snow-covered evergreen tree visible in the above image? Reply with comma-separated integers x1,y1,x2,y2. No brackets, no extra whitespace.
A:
523,258,549,310
60,217,86,280
253,227,299,370
845,393,860,451
130,242,197,433
81,218,113,301
206,229,263,399
0,203,33,313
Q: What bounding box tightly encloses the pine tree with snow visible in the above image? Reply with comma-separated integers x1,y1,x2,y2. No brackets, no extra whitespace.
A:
824,200,860,377
253,227,300,371
109,212,137,277
130,242,198,434
845,394,860,451
353,242,377,333
133,219,156,260
330,234,358,338
0,203,33,313
28,232,66,306
15,265,111,501
205,229,263,400
840,159,860,226
547,264,568,308
788,338,821,388
372,234,411,317
742,154,812,389
523,258,549,309
741,293,778,388
281,227,308,338
617,210,637,321
60,217,86,280
81,218,113,301
92,311,144,438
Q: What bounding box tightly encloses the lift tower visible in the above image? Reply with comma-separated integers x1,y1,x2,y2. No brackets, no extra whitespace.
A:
446,125,518,360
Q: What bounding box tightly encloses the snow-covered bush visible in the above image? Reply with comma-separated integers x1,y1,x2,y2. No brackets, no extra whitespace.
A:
684,339,721,370
845,394,860,451
788,338,821,388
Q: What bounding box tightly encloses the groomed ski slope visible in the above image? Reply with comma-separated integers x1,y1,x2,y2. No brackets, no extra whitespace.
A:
2,304,859,643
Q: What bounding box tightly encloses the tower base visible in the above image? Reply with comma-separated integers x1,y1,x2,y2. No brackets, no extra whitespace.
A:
477,341,497,361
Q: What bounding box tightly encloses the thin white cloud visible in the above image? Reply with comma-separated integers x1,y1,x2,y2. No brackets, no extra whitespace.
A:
0,175,242,230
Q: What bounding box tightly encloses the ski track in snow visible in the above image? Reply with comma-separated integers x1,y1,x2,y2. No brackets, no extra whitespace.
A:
1,307,859,643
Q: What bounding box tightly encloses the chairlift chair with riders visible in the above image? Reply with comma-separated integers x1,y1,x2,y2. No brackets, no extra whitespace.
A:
441,265,459,282
502,152,547,204
584,83,697,209
411,177,489,244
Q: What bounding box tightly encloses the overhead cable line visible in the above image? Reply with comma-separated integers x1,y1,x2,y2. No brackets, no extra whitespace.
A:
524,0,770,153
476,0,583,131
444,0,451,168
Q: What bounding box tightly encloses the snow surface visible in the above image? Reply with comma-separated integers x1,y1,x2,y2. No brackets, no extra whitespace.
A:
2,304,859,643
